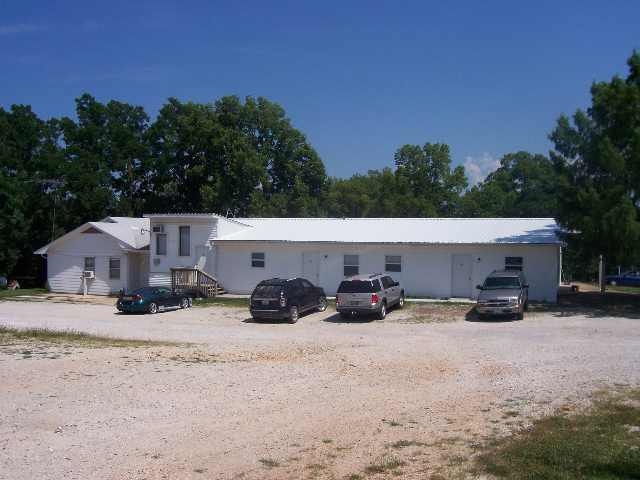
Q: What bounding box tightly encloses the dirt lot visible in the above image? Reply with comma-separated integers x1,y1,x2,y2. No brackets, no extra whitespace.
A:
1,300,639,479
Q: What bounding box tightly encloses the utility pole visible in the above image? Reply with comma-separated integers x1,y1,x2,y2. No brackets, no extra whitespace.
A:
598,254,605,294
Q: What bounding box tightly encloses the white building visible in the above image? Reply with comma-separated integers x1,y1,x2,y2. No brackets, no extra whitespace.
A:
145,215,561,302
34,217,150,295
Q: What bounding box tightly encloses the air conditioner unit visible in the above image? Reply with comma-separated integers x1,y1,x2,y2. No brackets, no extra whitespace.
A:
152,225,165,233
153,258,161,266
83,270,95,279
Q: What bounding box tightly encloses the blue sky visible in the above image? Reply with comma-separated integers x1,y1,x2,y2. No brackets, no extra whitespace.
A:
1,1,639,181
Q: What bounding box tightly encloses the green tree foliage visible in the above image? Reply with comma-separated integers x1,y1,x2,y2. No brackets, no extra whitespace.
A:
326,143,467,217
459,151,558,217
550,52,640,267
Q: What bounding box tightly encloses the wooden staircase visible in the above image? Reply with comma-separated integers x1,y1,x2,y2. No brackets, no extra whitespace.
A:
170,268,226,298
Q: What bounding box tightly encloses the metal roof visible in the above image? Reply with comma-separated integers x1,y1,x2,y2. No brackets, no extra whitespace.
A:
215,218,560,245
34,218,150,254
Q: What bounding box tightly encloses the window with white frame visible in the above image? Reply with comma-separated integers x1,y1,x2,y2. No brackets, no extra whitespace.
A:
84,257,95,272
344,255,359,276
156,233,167,255
179,226,190,256
385,255,402,272
505,256,523,271
251,252,265,268
109,257,121,279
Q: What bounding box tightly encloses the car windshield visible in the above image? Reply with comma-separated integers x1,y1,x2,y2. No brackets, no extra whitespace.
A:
337,280,375,293
483,277,521,289
253,285,283,297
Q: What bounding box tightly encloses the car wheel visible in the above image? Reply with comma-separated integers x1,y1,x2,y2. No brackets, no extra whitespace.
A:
317,296,328,312
148,302,158,314
187,297,193,307
288,305,299,323
377,302,387,320
180,297,189,309
398,293,405,309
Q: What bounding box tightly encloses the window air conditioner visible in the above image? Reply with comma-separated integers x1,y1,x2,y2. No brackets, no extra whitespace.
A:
152,225,165,233
83,270,95,279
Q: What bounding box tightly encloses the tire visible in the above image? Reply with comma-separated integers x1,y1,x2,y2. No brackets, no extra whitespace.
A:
148,302,158,314
317,296,328,312
180,297,189,309
288,305,299,323
377,302,387,320
187,297,193,308
397,293,405,309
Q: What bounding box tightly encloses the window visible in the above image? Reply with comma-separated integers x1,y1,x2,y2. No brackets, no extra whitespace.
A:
381,276,395,289
179,226,190,256
109,257,121,279
300,279,313,289
251,252,265,268
505,256,523,271
84,257,95,272
385,255,402,272
343,255,359,276
156,233,167,255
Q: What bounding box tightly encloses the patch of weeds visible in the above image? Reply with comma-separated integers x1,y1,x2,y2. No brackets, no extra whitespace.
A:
193,296,249,308
390,439,427,449
306,463,327,471
259,458,280,468
0,326,180,348
475,389,640,479
322,438,333,444
346,474,364,480
193,468,207,474
382,418,403,427
364,455,406,474
502,410,520,418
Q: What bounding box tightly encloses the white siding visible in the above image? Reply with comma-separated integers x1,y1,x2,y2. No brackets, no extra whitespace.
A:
214,242,560,302
46,232,129,295
148,219,217,277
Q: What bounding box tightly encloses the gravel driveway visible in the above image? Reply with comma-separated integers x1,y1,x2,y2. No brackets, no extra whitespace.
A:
1,301,639,479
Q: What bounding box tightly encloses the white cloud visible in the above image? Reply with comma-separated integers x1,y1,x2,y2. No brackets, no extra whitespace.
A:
464,153,500,186
0,23,43,35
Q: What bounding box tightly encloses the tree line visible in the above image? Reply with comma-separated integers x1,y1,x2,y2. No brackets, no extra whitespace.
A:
1,52,639,282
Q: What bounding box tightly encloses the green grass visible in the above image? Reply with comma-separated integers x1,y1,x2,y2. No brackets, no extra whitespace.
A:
475,391,640,479
0,288,48,299
258,458,280,468
389,439,427,449
192,296,249,308
0,325,180,348
606,284,640,295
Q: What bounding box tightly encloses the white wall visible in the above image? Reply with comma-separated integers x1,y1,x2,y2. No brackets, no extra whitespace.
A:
148,218,217,286
47,232,129,295
214,242,560,302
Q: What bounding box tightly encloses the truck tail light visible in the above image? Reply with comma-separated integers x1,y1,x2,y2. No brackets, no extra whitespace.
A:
279,291,286,307
133,294,142,302
371,293,379,305
335,294,340,306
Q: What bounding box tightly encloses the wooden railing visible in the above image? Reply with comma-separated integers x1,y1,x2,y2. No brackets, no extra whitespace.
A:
170,268,222,298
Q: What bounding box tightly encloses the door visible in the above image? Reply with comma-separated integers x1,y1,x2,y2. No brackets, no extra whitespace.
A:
451,254,473,298
302,252,321,285
299,278,316,311
382,276,399,304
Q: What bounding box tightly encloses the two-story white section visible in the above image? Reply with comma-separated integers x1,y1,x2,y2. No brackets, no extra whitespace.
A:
144,213,249,287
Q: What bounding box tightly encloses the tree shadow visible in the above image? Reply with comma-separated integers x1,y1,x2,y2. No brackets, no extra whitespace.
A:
464,309,521,323
531,291,640,319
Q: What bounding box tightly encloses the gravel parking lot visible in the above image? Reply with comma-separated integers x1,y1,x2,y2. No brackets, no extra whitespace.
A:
1,300,639,479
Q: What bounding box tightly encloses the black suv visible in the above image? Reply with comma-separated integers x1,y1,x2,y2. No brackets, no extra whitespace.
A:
249,277,327,323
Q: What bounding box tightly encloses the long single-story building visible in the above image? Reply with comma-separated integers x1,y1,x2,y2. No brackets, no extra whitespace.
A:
145,214,561,302
34,217,150,295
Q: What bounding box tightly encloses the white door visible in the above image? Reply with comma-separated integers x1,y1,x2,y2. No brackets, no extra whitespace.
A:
451,254,472,298
302,252,320,285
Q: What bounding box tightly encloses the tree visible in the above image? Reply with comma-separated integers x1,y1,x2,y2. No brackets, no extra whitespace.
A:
459,151,558,218
550,52,640,269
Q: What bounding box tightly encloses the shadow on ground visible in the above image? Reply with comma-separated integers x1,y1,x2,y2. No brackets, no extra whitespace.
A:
532,291,640,319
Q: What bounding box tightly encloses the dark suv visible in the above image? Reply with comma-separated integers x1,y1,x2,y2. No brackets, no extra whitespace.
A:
249,277,327,323
476,270,529,320
336,273,405,319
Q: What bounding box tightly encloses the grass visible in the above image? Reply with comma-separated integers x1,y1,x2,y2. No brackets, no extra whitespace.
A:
475,390,640,479
390,439,427,449
364,455,406,474
193,296,249,308
0,325,180,348
606,284,640,295
0,288,48,299
258,458,280,468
